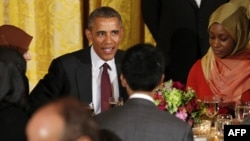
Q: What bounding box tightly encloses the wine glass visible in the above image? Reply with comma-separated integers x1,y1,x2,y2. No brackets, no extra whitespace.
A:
204,96,220,125
235,102,250,122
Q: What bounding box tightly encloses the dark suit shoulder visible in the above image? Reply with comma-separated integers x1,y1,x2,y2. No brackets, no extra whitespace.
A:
94,99,193,141
54,47,91,65
54,48,123,64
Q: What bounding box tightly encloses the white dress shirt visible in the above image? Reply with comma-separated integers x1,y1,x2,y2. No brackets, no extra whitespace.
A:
91,47,119,114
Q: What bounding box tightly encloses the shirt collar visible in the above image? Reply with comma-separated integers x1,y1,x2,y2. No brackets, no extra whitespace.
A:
91,46,115,70
130,93,155,103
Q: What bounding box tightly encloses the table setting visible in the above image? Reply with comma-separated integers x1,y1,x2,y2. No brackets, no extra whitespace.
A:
190,100,250,141
153,80,250,141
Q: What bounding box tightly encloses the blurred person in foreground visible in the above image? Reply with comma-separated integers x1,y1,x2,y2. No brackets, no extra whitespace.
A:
0,24,33,61
94,43,193,141
186,1,250,115
0,47,29,141
27,6,127,116
26,96,99,141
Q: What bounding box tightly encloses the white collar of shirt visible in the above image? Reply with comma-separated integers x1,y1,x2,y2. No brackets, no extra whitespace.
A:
91,46,115,71
194,0,201,7
129,93,155,103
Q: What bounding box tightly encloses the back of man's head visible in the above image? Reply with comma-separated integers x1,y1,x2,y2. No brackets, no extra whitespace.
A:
26,97,99,141
121,43,165,91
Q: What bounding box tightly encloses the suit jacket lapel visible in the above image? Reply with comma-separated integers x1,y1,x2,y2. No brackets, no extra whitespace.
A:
75,47,92,103
188,0,199,8
200,0,207,8
76,64,92,103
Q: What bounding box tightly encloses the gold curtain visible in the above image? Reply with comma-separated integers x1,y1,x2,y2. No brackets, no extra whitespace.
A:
0,0,155,91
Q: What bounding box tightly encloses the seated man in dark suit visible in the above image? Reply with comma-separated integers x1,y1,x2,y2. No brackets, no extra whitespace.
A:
94,43,194,141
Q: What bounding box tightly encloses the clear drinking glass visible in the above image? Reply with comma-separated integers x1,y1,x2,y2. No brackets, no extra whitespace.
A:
235,102,250,122
215,114,232,138
204,96,220,119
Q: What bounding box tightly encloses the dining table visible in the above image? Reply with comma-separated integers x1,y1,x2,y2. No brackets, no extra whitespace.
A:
193,119,240,141
194,127,222,141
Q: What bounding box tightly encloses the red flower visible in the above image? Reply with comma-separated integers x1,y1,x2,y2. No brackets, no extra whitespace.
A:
172,81,185,91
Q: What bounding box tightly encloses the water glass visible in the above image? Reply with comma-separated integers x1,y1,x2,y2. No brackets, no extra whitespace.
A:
215,114,232,138
235,102,250,122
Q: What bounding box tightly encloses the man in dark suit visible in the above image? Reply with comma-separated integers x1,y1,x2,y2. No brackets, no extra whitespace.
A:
141,0,229,83
94,43,193,141
27,6,127,115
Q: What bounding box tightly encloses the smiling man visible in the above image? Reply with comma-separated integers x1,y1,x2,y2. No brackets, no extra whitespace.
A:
27,6,127,115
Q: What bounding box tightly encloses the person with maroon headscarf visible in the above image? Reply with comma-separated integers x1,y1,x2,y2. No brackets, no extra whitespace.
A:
0,24,33,61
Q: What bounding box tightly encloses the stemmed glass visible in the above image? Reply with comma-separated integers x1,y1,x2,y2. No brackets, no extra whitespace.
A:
204,96,220,125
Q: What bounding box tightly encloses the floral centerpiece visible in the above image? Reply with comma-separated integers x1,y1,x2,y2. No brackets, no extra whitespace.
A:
154,80,205,126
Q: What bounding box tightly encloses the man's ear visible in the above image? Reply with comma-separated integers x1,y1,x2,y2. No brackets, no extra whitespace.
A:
85,29,92,44
156,74,165,87
120,74,127,87
160,74,165,84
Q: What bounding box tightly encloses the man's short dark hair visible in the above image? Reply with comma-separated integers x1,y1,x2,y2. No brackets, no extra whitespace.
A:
121,43,165,91
87,6,123,29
